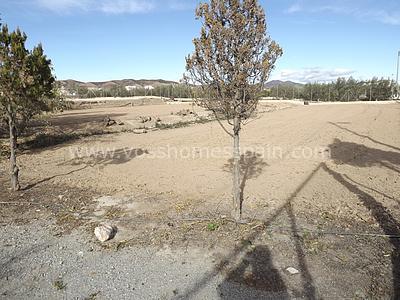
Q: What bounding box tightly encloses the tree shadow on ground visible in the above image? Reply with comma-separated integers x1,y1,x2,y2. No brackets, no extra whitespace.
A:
217,245,288,300
223,151,268,212
22,165,89,191
0,242,48,280
22,148,148,191
326,138,400,298
329,138,400,173
60,147,149,167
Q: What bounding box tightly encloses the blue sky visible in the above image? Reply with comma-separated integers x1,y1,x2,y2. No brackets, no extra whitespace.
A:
1,0,399,83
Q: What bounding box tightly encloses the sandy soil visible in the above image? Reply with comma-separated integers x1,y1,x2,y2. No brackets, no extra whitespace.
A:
9,102,399,221
1,101,399,298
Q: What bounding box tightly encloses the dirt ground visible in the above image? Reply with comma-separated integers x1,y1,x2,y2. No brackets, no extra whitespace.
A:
0,100,399,299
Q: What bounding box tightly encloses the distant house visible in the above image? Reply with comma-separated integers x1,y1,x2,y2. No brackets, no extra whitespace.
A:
144,85,155,90
125,85,138,91
88,87,101,91
60,86,76,97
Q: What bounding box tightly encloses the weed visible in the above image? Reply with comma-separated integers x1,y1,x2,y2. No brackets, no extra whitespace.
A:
174,200,192,213
115,239,133,251
0,142,9,158
155,117,213,130
155,121,191,130
84,291,100,300
240,239,253,247
320,211,335,220
207,222,219,231
301,230,326,254
53,279,66,290
104,206,124,220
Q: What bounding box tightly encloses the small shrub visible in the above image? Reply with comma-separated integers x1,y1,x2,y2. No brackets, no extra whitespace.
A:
156,117,212,130
53,279,66,290
155,121,191,130
207,222,219,231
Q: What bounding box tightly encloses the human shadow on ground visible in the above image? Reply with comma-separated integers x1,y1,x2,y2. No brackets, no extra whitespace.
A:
217,246,288,300
223,151,268,213
343,174,399,205
329,122,400,152
178,164,322,300
286,202,317,297
326,138,400,298
322,163,400,298
329,138,400,173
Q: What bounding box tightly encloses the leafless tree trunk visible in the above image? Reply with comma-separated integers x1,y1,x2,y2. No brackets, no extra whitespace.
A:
7,105,20,191
232,115,241,221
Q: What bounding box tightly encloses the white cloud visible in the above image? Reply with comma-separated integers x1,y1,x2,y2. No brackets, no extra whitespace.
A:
272,67,356,83
286,3,302,14
365,10,400,26
167,0,196,11
35,0,193,14
36,0,91,12
286,0,400,26
100,0,154,14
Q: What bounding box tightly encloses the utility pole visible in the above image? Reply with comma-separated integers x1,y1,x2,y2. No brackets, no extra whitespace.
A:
396,50,400,98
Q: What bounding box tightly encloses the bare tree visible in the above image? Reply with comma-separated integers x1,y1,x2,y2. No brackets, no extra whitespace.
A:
185,0,282,221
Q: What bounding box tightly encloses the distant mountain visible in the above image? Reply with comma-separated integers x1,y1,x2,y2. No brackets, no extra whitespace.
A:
59,79,179,91
265,80,303,88
58,78,303,92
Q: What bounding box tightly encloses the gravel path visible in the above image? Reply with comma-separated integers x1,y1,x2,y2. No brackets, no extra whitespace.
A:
0,221,289,300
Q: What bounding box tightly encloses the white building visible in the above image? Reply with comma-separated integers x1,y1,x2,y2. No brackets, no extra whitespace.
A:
125,85,138,91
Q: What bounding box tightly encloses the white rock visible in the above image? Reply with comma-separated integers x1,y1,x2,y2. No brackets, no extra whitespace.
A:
94,224,116,242
286,267,300,275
